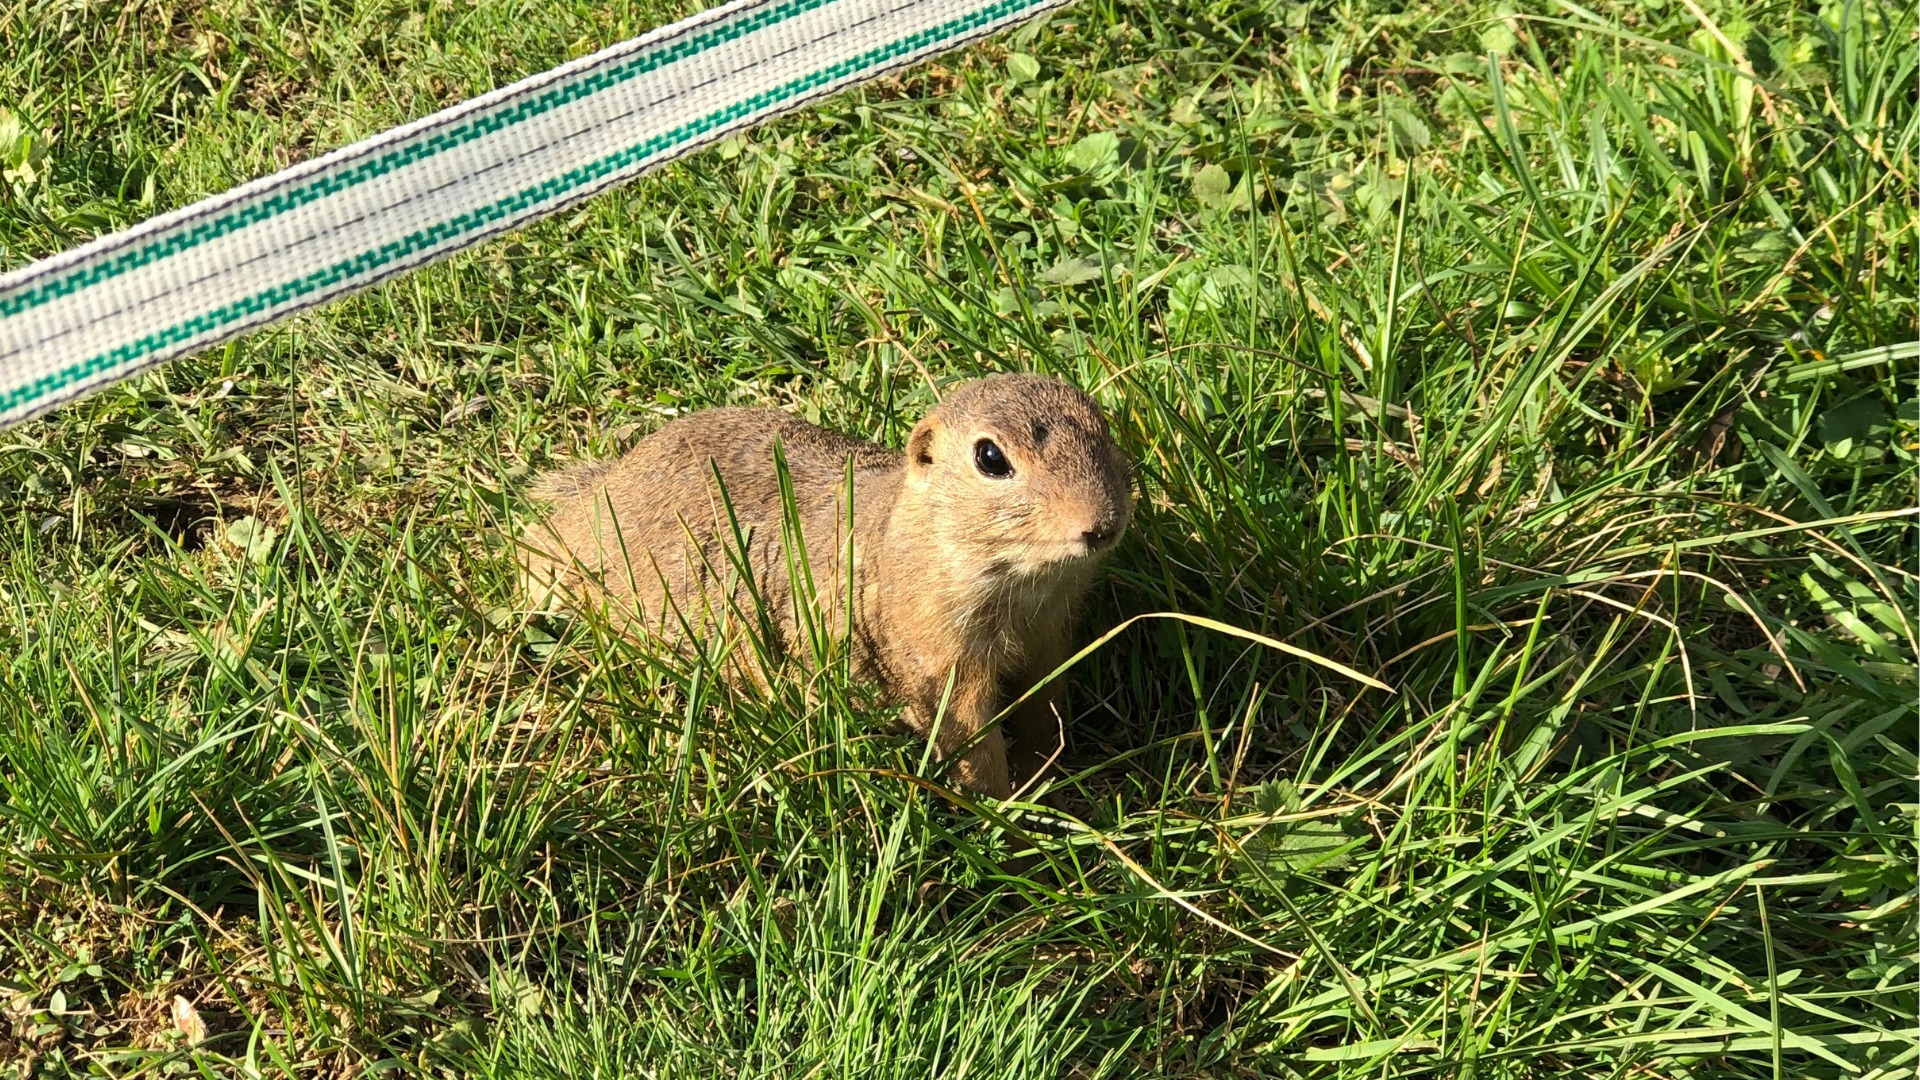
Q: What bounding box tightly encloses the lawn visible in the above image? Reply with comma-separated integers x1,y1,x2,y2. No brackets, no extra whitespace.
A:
1,0,1915,1074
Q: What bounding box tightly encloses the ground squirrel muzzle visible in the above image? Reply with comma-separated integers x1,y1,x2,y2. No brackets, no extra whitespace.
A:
519,373,1134,797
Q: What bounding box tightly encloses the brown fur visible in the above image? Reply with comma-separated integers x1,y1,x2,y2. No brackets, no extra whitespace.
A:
518,374,1133,797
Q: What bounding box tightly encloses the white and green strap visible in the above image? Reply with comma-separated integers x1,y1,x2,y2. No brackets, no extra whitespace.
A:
0,0,1068,429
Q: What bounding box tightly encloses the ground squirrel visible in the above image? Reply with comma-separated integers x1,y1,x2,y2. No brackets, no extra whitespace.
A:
519,374,1133,797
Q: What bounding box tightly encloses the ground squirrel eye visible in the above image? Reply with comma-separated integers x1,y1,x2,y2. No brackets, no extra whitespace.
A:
973,439,1013,478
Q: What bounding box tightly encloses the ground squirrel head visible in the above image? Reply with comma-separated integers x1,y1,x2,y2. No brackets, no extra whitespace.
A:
901,374,1132,577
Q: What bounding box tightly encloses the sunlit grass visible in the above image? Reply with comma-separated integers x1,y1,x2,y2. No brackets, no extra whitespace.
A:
1,0,1914,1075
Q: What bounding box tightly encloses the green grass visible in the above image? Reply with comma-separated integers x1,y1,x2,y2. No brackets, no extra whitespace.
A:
2,0,1915,1074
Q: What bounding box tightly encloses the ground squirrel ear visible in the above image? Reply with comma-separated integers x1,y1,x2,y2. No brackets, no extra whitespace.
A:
907,419,938,471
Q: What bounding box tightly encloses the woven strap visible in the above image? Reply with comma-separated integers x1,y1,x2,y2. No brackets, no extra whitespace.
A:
0,0,1067,428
